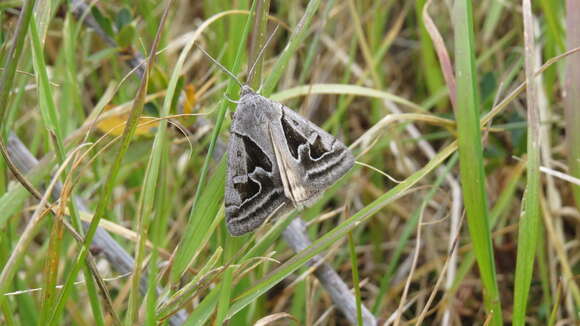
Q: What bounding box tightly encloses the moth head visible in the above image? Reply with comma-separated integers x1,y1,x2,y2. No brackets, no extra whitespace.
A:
240,85,255,97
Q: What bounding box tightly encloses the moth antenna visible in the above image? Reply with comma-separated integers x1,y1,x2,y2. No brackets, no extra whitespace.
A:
223,94,241,104
195,43,244,88
247,24,280,87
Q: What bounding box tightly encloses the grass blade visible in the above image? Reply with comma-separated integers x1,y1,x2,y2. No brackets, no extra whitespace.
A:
169,0,255,284
47,4,171,324
512,1,542,323
453,1,503,324
347,232,363,326
0,0,38,297
260,0,321,96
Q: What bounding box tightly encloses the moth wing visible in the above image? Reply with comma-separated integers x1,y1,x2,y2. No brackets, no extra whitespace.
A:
225,96,291,236
268,122,312,203
271,102,355,207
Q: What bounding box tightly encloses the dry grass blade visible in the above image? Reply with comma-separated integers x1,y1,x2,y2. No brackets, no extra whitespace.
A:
423,0,457,108
564,0,580,207
512,1,542,324
254,312,298,326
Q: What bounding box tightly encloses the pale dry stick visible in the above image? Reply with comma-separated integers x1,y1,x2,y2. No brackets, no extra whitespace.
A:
6,134,188,326
0,141,122,325
0,143,81,285
282,218,377,326
536,165,580,186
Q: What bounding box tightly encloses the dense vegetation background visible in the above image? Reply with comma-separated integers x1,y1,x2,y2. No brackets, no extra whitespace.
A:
0,0,579,325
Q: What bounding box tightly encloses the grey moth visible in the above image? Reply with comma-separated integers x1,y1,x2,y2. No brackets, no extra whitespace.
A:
225,85,354,236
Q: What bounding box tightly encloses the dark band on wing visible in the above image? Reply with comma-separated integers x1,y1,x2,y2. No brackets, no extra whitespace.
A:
306,146,352,180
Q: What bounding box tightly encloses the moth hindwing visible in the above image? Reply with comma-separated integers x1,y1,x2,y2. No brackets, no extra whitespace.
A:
225,86,354,236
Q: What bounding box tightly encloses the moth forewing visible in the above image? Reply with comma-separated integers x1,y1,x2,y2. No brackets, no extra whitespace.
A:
277,103,355,199
267,123,294,201
268,122,310,204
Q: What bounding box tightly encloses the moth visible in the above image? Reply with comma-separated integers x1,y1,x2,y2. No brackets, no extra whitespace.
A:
225,85,354,236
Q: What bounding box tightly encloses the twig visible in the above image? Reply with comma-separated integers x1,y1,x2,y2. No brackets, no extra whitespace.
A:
283,219,377,326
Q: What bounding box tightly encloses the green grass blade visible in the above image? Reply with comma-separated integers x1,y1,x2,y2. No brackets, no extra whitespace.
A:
29,16,80,325
512,1,542,324
347,232,363,326
271,83,423,112
247,0,271,88
260,0,322,96
0,0,36,122
169,157,226,282
215,236,236,325
0,163,51,230
47,5,170,324
453,1,503,324
183,288,220,325
482,0,506,43
169,0,255,284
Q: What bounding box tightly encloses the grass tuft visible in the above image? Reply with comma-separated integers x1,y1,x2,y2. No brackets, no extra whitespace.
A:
1,1,578,325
